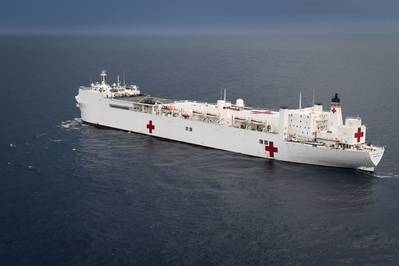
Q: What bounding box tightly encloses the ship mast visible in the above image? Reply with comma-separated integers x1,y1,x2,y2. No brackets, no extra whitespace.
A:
100,70,107,84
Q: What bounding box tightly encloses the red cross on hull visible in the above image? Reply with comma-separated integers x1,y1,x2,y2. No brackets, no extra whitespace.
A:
354,127,364,143
265,141,278,158
146,120,155,133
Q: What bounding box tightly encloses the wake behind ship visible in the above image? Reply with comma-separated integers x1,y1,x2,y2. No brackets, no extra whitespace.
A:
75,71,384,171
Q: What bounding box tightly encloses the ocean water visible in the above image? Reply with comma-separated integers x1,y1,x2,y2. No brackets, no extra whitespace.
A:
0,33,399,265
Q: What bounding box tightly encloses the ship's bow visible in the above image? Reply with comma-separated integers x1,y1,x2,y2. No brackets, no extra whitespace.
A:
357,146,385,172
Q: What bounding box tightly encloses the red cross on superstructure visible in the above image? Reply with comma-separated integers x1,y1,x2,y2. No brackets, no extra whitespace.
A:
331,107,337,113
146,120,155,133
265,141,278,158
354,127,364,143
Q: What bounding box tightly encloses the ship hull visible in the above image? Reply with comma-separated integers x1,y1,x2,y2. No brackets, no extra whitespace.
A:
76,90,383,171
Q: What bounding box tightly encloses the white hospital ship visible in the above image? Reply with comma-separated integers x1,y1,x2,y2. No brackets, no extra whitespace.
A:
75,70,384,171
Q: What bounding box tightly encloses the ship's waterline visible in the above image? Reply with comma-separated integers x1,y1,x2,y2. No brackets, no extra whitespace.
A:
76,70,384,171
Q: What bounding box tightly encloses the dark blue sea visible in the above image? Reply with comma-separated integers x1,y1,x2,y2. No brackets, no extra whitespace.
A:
1,33,399,265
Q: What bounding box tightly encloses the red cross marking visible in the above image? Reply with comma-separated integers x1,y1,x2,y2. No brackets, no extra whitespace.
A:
354,127,364,143
265,141,278,158
331,107,336,113
146,120,155,133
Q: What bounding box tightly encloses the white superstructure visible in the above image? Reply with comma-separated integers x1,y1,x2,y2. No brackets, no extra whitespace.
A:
75,71,385,171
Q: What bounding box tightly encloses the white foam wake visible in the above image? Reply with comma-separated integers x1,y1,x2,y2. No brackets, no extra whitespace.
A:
373,173,399,179
357,169,399,179
59,118,82,130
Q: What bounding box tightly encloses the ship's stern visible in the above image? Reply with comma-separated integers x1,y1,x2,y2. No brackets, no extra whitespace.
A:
75,87,104,124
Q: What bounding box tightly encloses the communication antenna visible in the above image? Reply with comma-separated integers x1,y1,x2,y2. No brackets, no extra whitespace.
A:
312,88,315,105
223,88,227,101
220,88,223,100
299,91,302,109
123,71,126,86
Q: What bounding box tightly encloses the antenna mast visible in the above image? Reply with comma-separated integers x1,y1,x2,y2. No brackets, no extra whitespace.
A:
299,91,302,109
100,70,107,84
312,88,315,105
